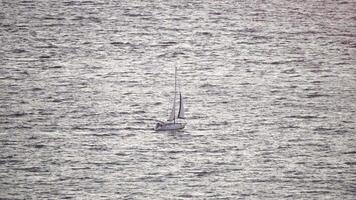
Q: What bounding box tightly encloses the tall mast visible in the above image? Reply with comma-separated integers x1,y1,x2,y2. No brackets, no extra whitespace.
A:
174,66,177,124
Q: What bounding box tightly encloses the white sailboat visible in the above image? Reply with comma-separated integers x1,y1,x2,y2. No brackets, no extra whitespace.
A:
155,67,186,131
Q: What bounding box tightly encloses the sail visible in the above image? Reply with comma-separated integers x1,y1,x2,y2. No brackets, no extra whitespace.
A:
168,67,177,121
168,96,176,121
178,93,185,119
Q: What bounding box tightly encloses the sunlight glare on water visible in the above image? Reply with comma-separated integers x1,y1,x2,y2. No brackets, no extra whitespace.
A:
0,0,355,199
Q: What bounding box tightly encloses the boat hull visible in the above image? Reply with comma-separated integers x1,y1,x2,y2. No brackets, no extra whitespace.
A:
154,122,186,131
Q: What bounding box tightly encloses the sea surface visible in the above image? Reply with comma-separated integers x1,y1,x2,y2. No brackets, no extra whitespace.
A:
1,0,355,199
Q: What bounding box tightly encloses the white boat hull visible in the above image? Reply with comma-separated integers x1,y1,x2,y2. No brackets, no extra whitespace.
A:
154,122,186,131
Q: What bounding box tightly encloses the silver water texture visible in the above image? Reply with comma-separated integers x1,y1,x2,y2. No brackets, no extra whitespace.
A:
1,0,355,199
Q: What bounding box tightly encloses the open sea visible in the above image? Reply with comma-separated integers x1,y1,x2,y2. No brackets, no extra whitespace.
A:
0,0,355,199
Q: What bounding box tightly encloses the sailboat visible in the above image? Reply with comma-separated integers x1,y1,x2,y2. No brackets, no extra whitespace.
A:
154,67,186,131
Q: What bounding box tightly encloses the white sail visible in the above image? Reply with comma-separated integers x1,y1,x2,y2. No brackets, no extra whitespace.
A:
168,97,176,121
168,66,178,121
178,93,185,119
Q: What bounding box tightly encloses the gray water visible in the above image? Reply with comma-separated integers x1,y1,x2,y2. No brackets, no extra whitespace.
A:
1,0,356,199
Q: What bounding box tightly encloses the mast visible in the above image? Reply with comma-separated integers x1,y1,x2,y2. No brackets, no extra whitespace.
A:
174,66,177,124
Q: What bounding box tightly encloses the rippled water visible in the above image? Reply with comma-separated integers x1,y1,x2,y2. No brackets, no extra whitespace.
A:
1,0,356,199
